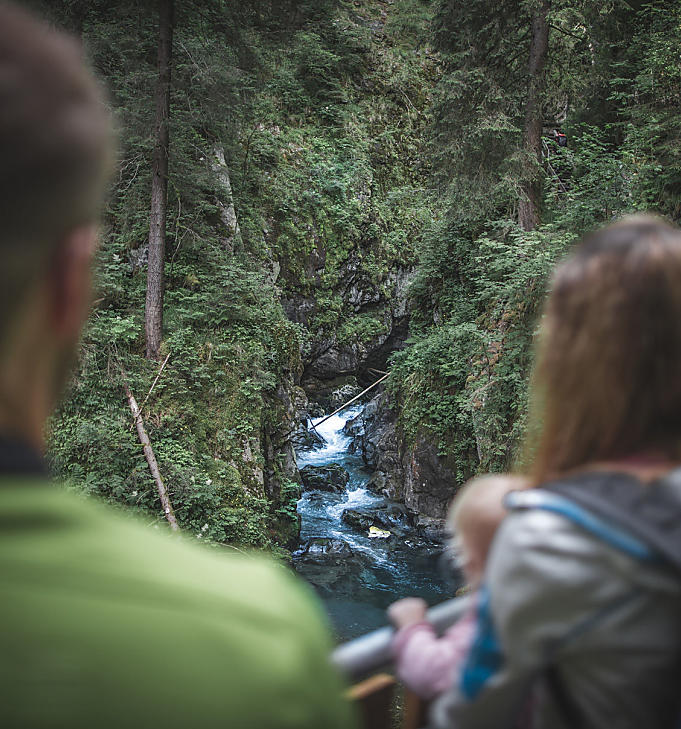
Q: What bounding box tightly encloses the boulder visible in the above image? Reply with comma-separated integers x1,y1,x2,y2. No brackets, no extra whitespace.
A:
342,413,364,439
329,383,362,408
340,503,417,537
375,503,419,534
340,507,377,532
415,515,450,543
292,537,354,564
300,463,350,493
292,537,370,595
290,424,326,451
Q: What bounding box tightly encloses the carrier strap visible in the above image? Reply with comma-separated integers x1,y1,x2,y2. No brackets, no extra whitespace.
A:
505,468,681,573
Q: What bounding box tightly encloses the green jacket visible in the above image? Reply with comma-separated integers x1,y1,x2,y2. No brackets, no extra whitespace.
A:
0,479,354,728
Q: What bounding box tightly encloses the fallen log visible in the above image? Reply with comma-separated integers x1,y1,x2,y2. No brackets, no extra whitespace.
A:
122,369,178,531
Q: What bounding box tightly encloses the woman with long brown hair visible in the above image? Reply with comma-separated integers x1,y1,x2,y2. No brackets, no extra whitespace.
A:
431,215,681,728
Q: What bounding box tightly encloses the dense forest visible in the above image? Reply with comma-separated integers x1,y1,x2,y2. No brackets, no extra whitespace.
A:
31,0,681,552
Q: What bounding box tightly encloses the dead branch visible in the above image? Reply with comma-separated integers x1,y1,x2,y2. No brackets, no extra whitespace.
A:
121,368,179,531
139,352,172,417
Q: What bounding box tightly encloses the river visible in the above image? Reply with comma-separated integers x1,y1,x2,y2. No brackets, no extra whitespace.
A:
294,405,458,641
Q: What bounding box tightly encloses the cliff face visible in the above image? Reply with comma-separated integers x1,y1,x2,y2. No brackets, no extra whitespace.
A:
348,392,461,522
263,2,464,521
253,1,438,406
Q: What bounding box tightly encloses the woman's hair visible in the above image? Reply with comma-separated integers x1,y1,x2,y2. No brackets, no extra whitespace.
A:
526,215,681,483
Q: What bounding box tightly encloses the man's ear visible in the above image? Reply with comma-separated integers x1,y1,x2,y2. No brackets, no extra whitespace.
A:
48,225,98,342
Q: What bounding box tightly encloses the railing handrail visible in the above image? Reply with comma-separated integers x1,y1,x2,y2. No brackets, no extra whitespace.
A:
331,595,471,680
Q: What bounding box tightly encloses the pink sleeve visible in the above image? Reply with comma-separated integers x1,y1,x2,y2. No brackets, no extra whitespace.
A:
391,609,477,700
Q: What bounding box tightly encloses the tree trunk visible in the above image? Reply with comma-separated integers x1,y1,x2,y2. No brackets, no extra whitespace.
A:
145,0,174,360
122,375,179,532
518,0,550,232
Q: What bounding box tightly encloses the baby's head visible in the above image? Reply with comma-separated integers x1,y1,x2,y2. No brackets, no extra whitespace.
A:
448,474,527,587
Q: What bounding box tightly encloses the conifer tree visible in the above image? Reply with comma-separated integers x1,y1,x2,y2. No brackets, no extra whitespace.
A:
145,0,174,360
518,0,550,231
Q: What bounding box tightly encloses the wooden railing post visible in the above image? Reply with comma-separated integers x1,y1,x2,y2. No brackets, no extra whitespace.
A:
348,673,396,729
402,689,429,729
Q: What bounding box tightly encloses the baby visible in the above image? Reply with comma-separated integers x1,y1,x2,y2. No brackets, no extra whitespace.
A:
388,474,526,700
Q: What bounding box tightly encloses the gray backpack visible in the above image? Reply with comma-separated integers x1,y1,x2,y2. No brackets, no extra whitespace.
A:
505,468,681,728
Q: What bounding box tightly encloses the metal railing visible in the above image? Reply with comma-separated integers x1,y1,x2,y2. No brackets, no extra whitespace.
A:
332,594,471,680
331,595,471,729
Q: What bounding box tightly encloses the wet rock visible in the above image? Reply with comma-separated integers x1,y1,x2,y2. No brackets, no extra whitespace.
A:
292,537,371,595
403,537,445,556
347,392,402,494
300,463,350,493
376,503,419,533
304,344,365,381
349,393,396,471
401,436,459,520
293,537,354,563
365,470,388,494
415,515,450,543
341,503,418,537
341,507,377,532
303,375,358,413
329,383,362,408
343,413,364,439
290,423,326,451
350,391,461,520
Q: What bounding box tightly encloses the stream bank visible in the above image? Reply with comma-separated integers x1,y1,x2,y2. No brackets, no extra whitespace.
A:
293,405,460,641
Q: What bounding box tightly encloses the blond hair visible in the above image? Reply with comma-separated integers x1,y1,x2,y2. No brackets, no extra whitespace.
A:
449,474,525,563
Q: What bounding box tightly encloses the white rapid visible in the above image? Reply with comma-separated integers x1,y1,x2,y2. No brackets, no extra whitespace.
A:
297,406,383,548
296,407,362,467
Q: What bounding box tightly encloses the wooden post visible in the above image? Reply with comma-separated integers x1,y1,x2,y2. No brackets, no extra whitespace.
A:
402,689,429,729
348,673,396,729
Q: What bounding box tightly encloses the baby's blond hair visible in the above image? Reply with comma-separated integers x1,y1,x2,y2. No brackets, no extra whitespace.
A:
449,474,527,567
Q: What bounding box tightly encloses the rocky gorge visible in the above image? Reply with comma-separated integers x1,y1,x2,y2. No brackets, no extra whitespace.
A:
345,391,459,525
292,404,461,640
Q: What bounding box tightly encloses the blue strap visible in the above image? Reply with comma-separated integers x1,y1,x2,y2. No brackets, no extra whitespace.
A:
505,489,660,563
459,585,503,699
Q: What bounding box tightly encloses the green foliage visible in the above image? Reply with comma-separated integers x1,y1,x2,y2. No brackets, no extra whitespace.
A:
390,0,681,479
337,313,388,346
394,220,575,471
41,0,439,551
37,0,681,533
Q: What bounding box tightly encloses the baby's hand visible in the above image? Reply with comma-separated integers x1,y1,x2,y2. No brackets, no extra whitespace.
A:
388,597,428,629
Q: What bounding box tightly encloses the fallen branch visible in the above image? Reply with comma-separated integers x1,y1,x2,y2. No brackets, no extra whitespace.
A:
139,351,171,417
313,373,390,431
121,369,179,531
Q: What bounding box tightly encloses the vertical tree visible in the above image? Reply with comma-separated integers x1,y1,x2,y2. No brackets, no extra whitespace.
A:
518,0,550,231
145,0,174,360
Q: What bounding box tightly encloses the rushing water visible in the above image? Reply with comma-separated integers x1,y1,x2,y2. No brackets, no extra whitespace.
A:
294,406,457,641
